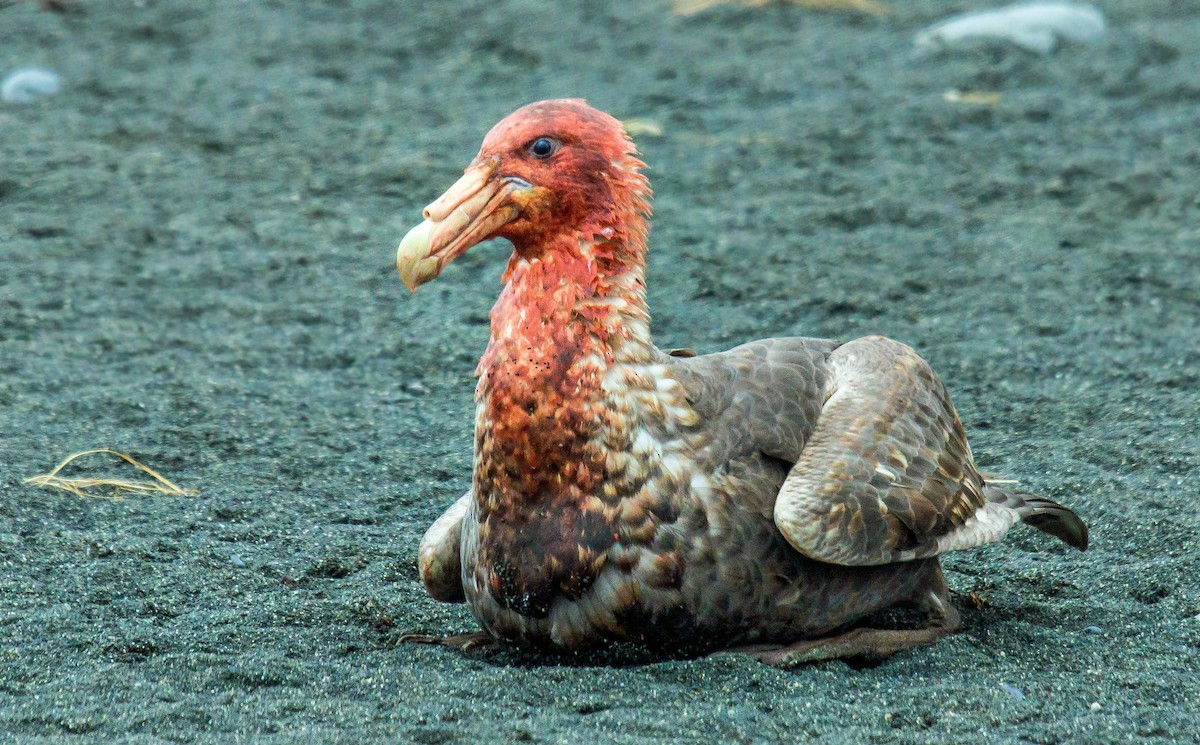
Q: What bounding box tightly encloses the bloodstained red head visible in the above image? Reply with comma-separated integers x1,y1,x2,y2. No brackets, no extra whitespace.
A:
395,98,651,290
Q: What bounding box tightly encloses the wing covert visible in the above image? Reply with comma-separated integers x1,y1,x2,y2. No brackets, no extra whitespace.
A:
773,336,1012,565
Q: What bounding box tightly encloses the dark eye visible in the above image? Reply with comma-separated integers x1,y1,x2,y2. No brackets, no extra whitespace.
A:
528,137,558,159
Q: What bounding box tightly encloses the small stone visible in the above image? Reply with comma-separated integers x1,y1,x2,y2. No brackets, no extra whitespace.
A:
406,381,429,395
230,553,247,568
1084,625,1102,634
2,68,61,104
1090,702,1102,712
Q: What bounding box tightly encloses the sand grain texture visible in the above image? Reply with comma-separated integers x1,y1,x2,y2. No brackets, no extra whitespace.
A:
1,1,1198,742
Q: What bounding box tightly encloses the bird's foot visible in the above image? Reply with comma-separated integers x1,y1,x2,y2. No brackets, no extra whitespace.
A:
724,625,959,668
398,631,497,653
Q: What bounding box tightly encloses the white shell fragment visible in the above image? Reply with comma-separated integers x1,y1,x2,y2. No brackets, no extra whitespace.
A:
1001,683,1027,700
915,3,1107,54
1,67,62,104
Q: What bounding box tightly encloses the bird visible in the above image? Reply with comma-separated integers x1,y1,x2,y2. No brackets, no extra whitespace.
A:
393,98,1087,665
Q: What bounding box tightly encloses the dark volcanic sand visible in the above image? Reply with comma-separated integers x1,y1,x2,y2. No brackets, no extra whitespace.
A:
2,1,1198,742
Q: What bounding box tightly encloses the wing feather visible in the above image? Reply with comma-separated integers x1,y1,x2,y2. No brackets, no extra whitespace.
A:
417,490,471,602
772,336,1013,565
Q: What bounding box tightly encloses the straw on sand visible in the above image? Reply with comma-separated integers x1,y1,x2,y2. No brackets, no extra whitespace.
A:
25,449,197,499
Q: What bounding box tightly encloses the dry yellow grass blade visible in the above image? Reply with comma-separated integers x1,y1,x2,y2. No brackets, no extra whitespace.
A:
25,449,198,499
943,89,1004,106
622,118,665,137
672,0,891,17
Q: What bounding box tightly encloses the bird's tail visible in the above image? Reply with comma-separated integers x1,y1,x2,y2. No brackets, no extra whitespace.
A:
985,484,1089,551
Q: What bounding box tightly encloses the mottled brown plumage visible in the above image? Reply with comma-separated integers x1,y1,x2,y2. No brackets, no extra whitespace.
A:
394,99,1087,664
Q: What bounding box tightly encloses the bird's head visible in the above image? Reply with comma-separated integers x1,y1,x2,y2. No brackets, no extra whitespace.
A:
395,99,650,291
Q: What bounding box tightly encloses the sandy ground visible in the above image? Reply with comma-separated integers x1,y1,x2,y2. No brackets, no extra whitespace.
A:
2,0,1198,742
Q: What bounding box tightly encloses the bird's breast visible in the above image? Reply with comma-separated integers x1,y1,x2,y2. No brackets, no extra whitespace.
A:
471,321,624,619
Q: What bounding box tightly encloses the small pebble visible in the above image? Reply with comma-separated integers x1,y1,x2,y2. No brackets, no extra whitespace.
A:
1084,625,1102,634
1001,683,1026,700
230,553,247,568
1090,701,1102,712
406,381,429,395
1,67,61,104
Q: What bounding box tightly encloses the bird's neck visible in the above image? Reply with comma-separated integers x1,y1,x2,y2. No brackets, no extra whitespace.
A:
481,217,654,372
475,227,653,449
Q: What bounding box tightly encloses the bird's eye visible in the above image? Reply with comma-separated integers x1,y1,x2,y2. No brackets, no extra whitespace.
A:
528,137,559,159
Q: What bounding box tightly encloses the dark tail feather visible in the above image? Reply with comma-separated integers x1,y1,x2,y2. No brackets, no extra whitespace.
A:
1013,492,1089,551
